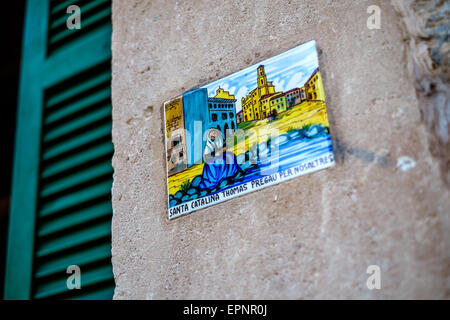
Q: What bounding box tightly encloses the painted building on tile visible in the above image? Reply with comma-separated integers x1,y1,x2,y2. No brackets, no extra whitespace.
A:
236,110,243,124
304,68,325,101
269,92,287,115
182,87,237,167
241,64,312,122
242,65,276,122
165,97,188,176
285,87,306,108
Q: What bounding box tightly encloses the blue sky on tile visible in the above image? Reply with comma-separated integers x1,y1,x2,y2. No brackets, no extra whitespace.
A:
202,40,319,113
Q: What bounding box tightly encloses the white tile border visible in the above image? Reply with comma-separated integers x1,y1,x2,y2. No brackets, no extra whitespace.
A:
168,152,335,220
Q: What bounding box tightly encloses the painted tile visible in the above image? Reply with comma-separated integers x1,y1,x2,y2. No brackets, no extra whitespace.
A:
164,40,335,219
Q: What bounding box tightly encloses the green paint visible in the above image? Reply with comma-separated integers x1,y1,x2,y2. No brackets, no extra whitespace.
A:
5,0,113,300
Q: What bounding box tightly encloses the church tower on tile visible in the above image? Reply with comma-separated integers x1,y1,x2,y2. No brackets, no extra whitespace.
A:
257,65,267,87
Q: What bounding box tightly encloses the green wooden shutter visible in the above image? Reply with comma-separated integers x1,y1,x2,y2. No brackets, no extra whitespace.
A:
4,0,114,299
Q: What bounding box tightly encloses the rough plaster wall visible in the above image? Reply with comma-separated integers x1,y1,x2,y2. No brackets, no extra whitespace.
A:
392,0,450,186
111,0,449,299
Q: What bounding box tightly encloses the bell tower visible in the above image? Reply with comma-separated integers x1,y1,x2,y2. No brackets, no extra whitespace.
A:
257,65,267,87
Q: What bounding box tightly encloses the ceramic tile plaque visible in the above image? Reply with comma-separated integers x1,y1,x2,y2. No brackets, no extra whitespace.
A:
164,40,334,219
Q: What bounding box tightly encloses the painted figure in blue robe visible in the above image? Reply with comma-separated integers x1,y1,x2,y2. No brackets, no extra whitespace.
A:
199,128,241,189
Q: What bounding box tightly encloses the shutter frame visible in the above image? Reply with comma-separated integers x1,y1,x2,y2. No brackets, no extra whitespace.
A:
4,0,49,300
5,0,114,300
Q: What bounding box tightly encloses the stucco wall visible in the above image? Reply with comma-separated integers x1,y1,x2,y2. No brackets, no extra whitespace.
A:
111,0,449,299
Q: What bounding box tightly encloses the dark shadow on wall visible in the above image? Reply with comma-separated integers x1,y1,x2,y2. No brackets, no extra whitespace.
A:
0,1,26,299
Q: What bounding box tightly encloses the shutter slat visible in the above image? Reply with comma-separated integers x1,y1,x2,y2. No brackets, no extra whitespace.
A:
42,122,111,161
33,264,113,299
50,0,109,30
41,141,113,180
71,284,115,300
45,87,111,125
47,0,111,54
36,220,111,258
40,161,112,198
38,202,112,238
51,0,82,15
44,104,111,143
46,71,110,109
35,242,111,279
39,179,112,217
49,7,111,46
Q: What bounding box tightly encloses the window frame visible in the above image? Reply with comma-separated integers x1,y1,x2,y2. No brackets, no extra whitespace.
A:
4,0,113,300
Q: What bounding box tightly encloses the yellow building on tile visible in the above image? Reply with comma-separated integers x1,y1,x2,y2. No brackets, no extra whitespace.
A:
269,92,287,115
241,66,324,123
242,65,275,121
304,68,325,101
214,87,235,100
260,93,276,118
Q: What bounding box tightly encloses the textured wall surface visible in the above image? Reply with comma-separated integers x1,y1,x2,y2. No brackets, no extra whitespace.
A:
111,0,449,299
392,0,450,186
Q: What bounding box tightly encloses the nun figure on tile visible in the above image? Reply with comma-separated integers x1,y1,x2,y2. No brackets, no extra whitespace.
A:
199,128,240,190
